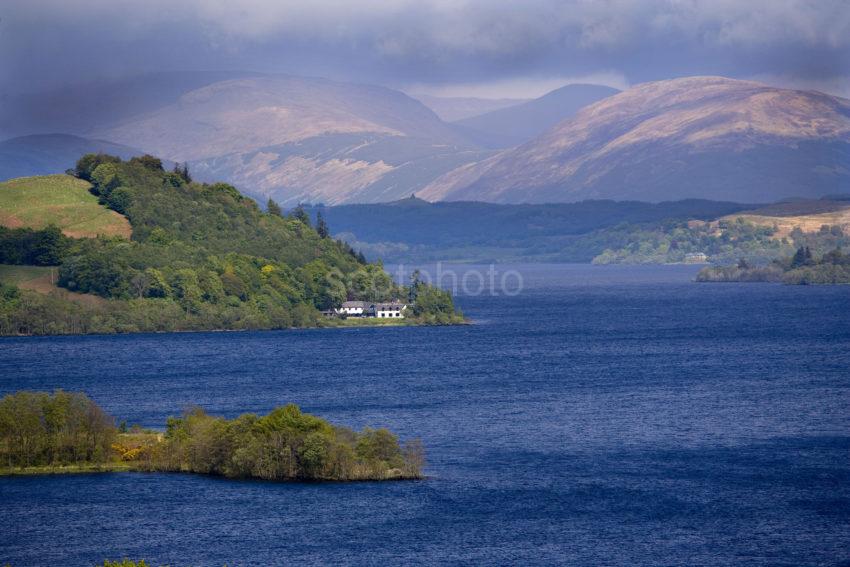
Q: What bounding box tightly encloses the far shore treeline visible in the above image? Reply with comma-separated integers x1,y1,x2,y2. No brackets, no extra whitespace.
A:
0,153,463,335
0,390,424,481
307,198,850,266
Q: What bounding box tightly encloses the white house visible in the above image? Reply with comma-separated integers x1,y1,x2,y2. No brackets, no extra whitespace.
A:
336,300,408,318
337,301,370,317
374,301,407,319
684,252,709,264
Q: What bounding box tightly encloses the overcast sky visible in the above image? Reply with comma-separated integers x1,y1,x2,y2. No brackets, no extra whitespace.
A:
2,0,849,98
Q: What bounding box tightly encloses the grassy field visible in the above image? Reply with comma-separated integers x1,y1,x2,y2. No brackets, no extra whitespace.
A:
724,206,850,239
0,263,106,307
0,174,131,238
0,264,55,287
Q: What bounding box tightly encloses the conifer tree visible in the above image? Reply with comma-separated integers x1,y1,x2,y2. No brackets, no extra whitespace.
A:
791,246,807,268
267,198,282,217
181,163,192,184
409,269,423,304
172,162,192,184
290,204,311,227
316,211,330,238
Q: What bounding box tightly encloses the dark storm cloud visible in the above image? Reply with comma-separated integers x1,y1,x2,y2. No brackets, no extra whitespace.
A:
1,0,849,96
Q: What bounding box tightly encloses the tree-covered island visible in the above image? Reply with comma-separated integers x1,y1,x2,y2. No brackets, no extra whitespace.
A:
0,154,463,335
697,246,850,284
0,390,424,481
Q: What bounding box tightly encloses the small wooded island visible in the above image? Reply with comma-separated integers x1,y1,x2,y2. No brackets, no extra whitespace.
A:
0,153,464,335
0,391,424,481
697,246,850,284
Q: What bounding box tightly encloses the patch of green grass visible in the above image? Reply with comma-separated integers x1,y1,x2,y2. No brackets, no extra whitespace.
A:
0,264,52,285
0,175,131,238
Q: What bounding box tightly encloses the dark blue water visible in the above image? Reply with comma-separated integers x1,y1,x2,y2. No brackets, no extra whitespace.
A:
1,264,849,566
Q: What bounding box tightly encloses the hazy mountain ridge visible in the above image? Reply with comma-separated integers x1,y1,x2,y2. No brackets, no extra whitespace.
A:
2,74,628,206
411,94,530,121
421,77,850,204
0,134,143,181
6,75,845,207
93,75,469,161
452,84,620,148
0,71,260,139
78,75,494,204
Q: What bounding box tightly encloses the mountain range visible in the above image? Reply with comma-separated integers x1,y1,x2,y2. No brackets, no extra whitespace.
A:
421,77,850,204
2,75,848,206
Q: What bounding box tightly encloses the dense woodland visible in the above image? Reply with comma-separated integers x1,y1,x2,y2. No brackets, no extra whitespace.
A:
697,246,850,284
0,390,424,481
0,225,70,266
0,154,461,335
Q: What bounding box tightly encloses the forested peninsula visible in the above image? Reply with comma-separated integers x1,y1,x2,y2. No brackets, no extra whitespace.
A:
0,154,463,335
0,390,424,481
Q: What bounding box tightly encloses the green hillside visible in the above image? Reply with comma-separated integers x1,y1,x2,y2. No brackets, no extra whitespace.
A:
0,154,461,335
0,175,131,238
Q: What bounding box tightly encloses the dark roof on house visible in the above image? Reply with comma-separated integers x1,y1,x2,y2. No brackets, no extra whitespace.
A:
374,302,407,309
340,299,407,310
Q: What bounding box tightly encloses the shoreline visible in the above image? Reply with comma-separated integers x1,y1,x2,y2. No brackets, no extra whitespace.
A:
0,316,471,338
0,464,424,483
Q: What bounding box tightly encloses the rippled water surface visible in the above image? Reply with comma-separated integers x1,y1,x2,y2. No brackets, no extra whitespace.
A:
1,265,849,566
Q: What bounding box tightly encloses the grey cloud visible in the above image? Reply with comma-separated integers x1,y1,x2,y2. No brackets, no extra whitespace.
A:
0,0,848,96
